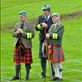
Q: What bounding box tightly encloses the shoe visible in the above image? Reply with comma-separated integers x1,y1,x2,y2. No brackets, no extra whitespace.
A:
57,77,63,81
25,76,29,81
50,77,58,81
40,72,46,79
41,75,46,79
10,76,19,81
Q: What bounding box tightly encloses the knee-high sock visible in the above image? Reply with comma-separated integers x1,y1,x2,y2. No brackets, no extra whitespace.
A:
40,57,47,76
25,64,31,78
51,62,55,77
15,64,20,77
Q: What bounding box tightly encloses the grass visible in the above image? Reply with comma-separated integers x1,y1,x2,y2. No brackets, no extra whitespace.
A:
1,16,82,82
1,0,82,82
1,0,81,27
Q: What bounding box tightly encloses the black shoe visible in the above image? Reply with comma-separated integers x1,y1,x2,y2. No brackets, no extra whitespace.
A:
10,76,19,81
50,77,58,81
56,77,63,81
41,72,46,79
25,76,29,81
40,75,46,79
40,74,46,79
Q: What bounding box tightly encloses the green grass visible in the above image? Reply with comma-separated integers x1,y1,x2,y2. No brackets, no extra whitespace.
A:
1,0,81,27
1,16,82,82
1,0,82,82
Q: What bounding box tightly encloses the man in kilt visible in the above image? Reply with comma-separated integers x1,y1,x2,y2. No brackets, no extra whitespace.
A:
10,11,34,81
35,5,55,79
46,13,65,81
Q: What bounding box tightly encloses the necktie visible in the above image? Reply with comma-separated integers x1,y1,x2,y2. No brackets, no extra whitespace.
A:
45,17,48,21
20,23,24,29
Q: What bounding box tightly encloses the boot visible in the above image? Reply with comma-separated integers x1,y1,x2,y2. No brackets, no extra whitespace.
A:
25,64,31,81
40,57,47,78
10,64,20,81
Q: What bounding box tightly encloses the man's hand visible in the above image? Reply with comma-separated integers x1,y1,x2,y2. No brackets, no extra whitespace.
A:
41,23,48,28
17,28,24,33
46,33,50,39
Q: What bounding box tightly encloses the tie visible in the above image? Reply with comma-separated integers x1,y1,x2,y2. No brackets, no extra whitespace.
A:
45,17,48,21
20,23,24,29
18,22,24,37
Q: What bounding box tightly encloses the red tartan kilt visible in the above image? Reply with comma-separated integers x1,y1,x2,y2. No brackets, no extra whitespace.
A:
48,45,64,63
14,48,33,64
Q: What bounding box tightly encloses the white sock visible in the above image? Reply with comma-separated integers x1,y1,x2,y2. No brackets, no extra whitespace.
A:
53,63,59,77
58,63,62,78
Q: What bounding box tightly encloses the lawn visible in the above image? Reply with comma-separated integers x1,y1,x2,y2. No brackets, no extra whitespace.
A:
1,0,81,27
1,16,82,82
1,0,82,82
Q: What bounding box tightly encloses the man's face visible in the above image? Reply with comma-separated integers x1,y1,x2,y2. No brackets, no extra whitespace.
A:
43,11,50,16
52,16,59,24
19,16,26,22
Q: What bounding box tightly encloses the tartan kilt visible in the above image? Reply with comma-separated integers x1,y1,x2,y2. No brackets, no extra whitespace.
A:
14,47,33,64
48,44,64,63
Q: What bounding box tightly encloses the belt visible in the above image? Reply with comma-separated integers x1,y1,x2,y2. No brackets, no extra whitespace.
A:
53,44,61,48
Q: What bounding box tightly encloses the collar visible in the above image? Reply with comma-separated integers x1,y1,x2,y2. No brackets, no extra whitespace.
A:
54,22,60,26
47,15,50,19
20,20,28,25
44,14,51,20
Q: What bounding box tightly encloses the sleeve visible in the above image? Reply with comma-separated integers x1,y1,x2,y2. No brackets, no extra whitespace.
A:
12,24,19,38
50,25,64,40
35,16,42,31
22,22,35,39
57,26,64,39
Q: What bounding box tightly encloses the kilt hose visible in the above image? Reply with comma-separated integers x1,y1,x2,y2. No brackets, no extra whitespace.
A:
48,44,64,63
14,47,33,64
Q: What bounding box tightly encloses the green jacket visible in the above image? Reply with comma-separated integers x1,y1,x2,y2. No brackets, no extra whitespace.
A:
49,23,64,46
12,21,34,48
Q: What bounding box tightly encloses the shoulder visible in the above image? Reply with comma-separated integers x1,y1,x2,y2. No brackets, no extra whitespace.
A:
15,22,21,27
60,23,64,28
58,23,64,30
38,15,45,19
25,21,33,25
14,22,20,28
25,21,34,29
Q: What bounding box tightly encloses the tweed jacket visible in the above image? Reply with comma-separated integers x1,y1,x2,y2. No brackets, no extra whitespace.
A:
12,21,34,48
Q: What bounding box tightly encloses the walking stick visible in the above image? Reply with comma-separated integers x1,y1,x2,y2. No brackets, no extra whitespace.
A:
18,22,24,82
48,60,52,78
18,35,25,82
18,35,22,82
44,29,52,82
43,29,50,82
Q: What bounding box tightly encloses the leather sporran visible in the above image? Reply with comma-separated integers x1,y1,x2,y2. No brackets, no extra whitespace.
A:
18,45,25,57
42,40,48,58
48,44,53,60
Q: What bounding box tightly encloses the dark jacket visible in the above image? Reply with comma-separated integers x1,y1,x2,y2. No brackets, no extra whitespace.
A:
12,21,34,48
49,23,64,46
35,15,53,42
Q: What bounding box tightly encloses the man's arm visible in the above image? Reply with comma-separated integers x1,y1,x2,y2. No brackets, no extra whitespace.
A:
50,25,64,40
35,16,43,31
12,24,19,38
22,22,35,39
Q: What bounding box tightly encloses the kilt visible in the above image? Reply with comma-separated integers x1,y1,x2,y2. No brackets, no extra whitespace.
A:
48,44,64,63
14,47,33,64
